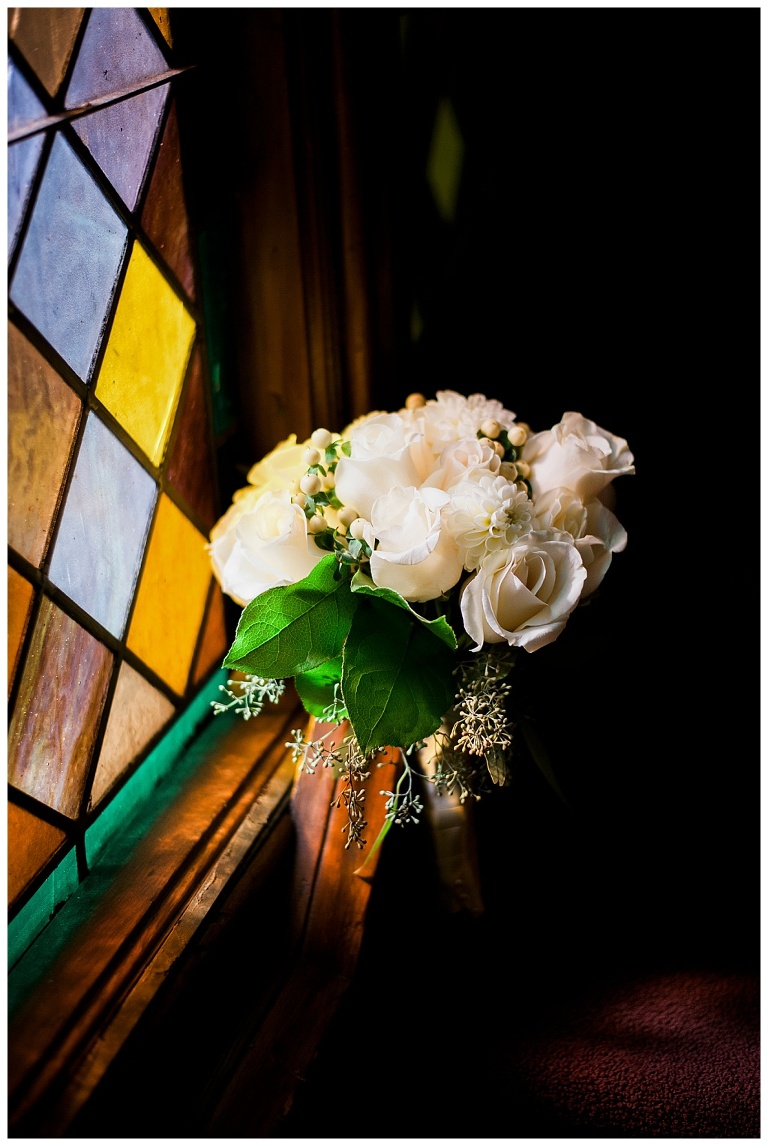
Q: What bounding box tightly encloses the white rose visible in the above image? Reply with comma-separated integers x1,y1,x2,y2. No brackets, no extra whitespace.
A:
460,531,587,653
532,486,627,600
364,485,464,603
574,498,628,600
244,433,310,494
400,390,517,463
208,488,325,606
334,413,422,519
422,436,501,491
523,411,635,501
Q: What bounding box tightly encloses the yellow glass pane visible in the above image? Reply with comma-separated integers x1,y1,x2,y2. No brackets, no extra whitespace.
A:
8,565,34,698
127,494,212,695
148,8,173,46
94,241,195,466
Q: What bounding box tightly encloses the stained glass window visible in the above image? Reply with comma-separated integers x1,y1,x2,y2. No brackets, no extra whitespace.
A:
7,9,228,952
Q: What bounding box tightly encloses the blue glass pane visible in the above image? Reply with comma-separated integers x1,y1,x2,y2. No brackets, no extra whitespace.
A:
72,85,168,211
8,53,46,133
8,136,45,260
48,413,157,637
65,8,168,107
9,133,128,382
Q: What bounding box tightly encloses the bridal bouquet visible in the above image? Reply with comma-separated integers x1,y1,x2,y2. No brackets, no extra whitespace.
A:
208,391,634,850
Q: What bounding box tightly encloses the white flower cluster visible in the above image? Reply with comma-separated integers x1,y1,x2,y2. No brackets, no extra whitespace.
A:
209,392,634,656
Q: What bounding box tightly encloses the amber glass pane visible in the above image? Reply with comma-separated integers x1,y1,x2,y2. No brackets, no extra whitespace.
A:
141,99,196,299
72,85,168,212
9,597,113,819
10,133,128,383
47,412,157,638
9,8,85,99
8,321,82,566
166,346,217,527
127,493,213,696
65,7,168,107
94,240,196,466
89,661,175,810
8,801,67,907
192,584,228,686
8,566,34,698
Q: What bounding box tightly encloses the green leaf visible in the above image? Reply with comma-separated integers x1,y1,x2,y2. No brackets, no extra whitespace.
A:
223,554,357,679
350,572,458,650
341,596,456,754
295,656,346,719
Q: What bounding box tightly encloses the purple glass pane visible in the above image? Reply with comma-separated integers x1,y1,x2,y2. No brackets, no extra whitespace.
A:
8,136,45,261
9,133,128,382
8,53,45,133
48,412,157,637
72,85,168,211
65,8,168,107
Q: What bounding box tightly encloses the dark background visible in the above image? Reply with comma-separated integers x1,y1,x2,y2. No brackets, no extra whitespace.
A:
335,8,759,964
176,9,759,1136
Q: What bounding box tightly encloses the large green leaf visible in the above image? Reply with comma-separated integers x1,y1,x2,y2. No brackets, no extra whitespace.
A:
295,656,346,719
342,595,456,754
223,555,356,679
350,571,458,650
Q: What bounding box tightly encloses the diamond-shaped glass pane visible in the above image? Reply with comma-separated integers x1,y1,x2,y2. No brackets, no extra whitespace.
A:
127,493,213,696
10,133,128,382
142,98,195,299
94,240,196,466
89,661,175,810
9,8,84,99
65,7,168,107
9,597,113,819
48,412,157,638
8,321,82,566
8,802,67,907
72,84,168,211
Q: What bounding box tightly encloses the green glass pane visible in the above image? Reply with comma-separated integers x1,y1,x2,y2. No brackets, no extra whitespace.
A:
8,597,113,819
48,412,157,638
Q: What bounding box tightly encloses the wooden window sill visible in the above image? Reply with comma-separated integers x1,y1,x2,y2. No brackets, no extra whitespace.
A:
8,696,399,1136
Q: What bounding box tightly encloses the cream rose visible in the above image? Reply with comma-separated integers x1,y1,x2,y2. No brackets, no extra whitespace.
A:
208,488,324,606
460,531,587,652
522,411,635,501
422,436,501,491
334,413,423,519
364,485,464,603
532,486,627,600
244,433,309,495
